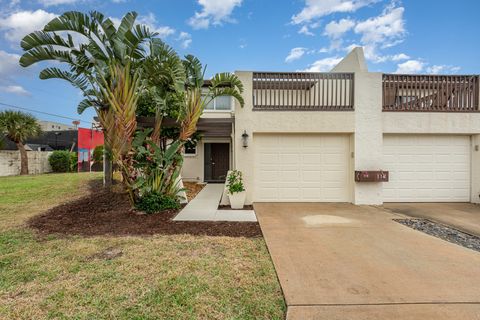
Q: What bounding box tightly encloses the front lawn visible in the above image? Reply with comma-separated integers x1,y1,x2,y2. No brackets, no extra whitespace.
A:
0,173,285,319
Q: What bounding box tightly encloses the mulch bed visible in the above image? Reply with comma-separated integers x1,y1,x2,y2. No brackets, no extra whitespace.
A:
183,181,205,201
28,181,262,238
395,218,480,252
218,205,254,210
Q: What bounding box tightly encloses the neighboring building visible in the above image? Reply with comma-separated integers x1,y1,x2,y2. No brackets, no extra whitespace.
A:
39,120,76,131
77,127,104,172
180,47,480,205
2,130,77,151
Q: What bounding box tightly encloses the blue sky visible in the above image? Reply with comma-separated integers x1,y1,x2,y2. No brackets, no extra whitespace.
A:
0,0,479,126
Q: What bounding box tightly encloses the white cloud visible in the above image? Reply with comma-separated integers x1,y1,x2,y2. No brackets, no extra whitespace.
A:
390,53,409,61
177,32,192,48
395,59,424,74
0,9,57,44
426,65,461,74
37,0,78,6
354,5,405,46
324,18,355,39
299,25,314,36
0,85,30,96
188,0,243,29
301,56,342,72
0,50,23,78
285,47,307,63
0,50,30,96
292,0,378,25
137,13,175,38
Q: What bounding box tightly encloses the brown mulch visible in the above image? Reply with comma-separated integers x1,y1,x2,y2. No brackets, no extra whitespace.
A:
28,181,262,238
218,205,254,210
183,181,205,201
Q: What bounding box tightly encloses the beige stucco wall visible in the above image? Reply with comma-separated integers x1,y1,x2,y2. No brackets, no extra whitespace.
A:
383,112,480,134
234,71,355,204
353,71,383,205
181,143,204,182
0,151,52,176
233,66,480,205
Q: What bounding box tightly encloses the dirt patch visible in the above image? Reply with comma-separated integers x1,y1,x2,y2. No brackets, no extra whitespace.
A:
218,204,254,210
183,182,205,201
28,181,262,238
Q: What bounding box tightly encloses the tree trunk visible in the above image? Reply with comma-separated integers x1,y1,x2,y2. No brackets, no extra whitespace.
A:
16,142,28,175
103,145,112,187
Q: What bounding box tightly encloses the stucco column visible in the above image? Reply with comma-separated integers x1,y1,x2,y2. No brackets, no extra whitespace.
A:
353,72,383,205
233,71,255,204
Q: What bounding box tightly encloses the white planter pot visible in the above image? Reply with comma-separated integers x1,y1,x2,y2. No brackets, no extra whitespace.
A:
228,191,246,209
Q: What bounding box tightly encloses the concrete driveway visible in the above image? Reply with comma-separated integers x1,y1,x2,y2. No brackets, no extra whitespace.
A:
254,203,480,320
383,203,480,236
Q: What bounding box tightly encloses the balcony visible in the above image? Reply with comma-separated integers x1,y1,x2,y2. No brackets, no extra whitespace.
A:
383,74,479,112
252,72,354,111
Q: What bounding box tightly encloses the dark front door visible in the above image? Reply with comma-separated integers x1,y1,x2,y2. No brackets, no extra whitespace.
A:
204,143,229,182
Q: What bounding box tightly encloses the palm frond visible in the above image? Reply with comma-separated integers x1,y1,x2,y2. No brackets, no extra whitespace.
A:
39,67,89,92
21,31,74,51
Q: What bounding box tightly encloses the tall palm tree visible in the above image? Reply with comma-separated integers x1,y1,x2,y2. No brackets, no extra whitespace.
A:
0,111,41,175
179,55,244,142
19,11,159,188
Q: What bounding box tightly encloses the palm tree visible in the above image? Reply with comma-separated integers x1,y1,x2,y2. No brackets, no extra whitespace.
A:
179,55,244,142
0,111,41,175
19,11,159,188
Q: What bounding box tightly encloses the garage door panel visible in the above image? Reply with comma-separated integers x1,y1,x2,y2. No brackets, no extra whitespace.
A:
254,134,350,202
384,135,470,202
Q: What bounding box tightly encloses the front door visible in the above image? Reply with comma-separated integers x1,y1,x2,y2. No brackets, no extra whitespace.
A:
204,143,230,182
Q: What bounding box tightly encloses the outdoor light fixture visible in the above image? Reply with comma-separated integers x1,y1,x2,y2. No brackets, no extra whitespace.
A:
241,130,249,148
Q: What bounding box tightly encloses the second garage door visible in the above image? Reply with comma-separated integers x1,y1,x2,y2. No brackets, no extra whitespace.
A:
254,134,351,202
383,135,471,202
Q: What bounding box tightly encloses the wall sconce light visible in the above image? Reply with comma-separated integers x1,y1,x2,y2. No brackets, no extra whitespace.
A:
241,130,249,148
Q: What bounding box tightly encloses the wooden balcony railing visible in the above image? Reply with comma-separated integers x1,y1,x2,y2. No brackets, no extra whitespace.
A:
383,74,479,112
252,72,354,111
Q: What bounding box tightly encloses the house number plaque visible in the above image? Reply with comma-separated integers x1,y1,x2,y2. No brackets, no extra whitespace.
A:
355,170,389,182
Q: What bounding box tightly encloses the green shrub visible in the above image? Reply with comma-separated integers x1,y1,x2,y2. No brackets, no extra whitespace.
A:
227,170,245,194
70,152,78,172
49,150,77,173
135,193,180,214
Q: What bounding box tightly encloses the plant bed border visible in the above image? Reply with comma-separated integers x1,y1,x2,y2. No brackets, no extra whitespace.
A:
28,181,262,238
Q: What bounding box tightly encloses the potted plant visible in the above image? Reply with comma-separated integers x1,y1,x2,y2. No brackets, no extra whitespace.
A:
227,170,246,209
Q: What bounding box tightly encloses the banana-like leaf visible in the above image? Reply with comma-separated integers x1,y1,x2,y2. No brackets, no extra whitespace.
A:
21,31,74,51
77,98,97,114
20,45,73,67
39,67,89,92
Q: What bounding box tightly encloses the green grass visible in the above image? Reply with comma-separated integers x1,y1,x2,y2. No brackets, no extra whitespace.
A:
0,173,285,319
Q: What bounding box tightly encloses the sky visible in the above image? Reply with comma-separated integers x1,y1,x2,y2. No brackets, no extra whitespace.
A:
0,0,479,126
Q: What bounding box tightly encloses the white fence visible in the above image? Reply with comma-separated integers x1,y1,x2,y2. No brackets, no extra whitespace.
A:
0,151,53,176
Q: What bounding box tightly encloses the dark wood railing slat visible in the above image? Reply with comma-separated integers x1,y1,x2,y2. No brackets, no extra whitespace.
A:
381,74,479,112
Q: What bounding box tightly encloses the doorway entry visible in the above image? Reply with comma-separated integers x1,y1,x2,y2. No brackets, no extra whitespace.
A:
204,143,230,182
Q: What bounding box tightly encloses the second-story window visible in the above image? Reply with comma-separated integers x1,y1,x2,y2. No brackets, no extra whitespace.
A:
204,95,232,111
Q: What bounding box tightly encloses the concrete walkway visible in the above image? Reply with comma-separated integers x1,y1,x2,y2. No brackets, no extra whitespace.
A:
383,202,480,236
255,203,480,320
174,184,256,222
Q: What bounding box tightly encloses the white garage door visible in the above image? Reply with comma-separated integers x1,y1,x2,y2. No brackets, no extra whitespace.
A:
254,134,351,202
383,135,471,202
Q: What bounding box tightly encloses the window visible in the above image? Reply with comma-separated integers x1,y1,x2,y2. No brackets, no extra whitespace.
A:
203,94,232,111
184,143,197,156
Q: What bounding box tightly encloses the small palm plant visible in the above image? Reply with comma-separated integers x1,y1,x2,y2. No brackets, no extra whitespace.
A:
0,110,41,175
